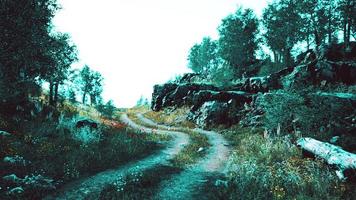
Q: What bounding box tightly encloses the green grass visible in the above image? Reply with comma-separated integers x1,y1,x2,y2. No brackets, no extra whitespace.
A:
170,129,209,168
200,126,356,200
0,105,163,199
98,165,181,200
126,107,210,168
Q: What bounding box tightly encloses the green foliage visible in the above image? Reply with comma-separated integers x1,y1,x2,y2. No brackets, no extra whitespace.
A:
96,100,116,118
136,96,150,107
262,0,303,65
218,7,260,77
76,65,104,105
187,37,219,75
257,89,355,141
206,131,346,200
0,0,59,104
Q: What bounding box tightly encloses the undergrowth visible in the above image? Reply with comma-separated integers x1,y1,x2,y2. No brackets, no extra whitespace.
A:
99,165,181,200
202,127,356,200
0,103,161,199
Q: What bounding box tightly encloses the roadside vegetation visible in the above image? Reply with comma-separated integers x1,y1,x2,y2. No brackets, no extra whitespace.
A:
201,127,355,200
0,99,162,199
99,165,181,200
144,106,196,129
127,106,210,168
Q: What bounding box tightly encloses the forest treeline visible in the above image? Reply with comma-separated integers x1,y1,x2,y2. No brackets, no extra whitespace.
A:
187,0,356,84
0,0,114,116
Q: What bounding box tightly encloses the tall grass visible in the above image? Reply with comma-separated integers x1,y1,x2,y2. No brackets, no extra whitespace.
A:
204,128,353,200
0,111,160,199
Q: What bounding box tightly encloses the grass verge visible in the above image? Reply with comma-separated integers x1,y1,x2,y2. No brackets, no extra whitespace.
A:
200,126,356,200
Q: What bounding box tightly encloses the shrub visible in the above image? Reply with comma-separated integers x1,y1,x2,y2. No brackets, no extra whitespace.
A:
257,89,354,141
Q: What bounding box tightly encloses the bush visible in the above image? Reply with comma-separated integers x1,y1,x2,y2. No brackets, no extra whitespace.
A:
257,89,355,141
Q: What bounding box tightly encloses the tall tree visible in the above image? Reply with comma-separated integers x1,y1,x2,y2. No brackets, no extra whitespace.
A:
298,0,329,48
187,37,219,75
89,72,103,105
262,0,303,65
0,0,59,104
77,65,103,105
337,0,356,48
44,33,78,105
218,8,260,77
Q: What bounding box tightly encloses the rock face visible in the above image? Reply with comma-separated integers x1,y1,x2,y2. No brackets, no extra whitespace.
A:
150,42,356,128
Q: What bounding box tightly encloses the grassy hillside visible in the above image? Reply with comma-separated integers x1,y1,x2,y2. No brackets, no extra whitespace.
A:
0,100,161,199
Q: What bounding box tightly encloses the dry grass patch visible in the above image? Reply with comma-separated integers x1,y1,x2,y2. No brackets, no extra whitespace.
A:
144,106,196,129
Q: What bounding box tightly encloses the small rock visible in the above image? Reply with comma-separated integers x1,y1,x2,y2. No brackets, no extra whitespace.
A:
214,179,228,187
197,147,204,153
7,187,24,195
2,174,22,184
330,136,340,144
76,119,98,129
3,155,29,167
0,130,11,137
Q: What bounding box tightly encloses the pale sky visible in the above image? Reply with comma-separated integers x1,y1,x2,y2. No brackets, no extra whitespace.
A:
53,0,268,107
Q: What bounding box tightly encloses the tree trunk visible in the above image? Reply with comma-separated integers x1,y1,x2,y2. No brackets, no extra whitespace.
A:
272,51,277,63
328,8,332,44
82,91,87,104
90,95,96,105
49,81,54,106
284,49,292,66
314,29,320,48
54,82,59,106
297,137,356,180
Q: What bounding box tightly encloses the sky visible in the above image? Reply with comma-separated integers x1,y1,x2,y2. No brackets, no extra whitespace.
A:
53,0,269,108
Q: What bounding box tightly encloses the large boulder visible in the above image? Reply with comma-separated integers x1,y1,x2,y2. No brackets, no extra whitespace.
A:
151,83,178,111
191,90,252,111
189,101,238,128
189,93,253,128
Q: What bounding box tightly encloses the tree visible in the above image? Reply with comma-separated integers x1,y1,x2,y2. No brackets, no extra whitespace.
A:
136,95,150,106
337,0,356,48
89,72,103,105
262,0,303,65
77,65,103,105
218,7,260,77
0,0,59,105
298,0,328,48
96,100,116,118
187,37,219,75
44,33,78,105
67,89,77,103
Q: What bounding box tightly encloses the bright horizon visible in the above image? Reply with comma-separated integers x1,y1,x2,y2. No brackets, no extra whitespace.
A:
53,0,268,108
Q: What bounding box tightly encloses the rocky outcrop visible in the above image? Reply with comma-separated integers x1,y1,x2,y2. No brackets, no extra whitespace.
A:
189,97,252,128
151,42,356,128
76,119,98,129
151,83,221,111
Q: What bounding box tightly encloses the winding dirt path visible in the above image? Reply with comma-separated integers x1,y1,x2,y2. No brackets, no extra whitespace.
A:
136,114,230,200
44,114,189,200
